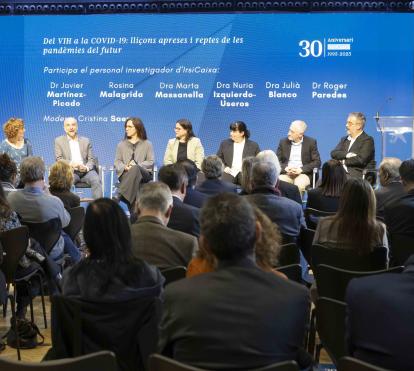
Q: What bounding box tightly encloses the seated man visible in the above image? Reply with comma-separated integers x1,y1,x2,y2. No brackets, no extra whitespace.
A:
158,193,310,369
346,255,414,370
55,117,102,199
131,182,198,269
179,159,208,209
7,156,80,262
331,112,375,178
158,164,200,237
196,155,239,196
277,120,321,193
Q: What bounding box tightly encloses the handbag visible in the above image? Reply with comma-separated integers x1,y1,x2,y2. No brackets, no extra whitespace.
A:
4,318,44,349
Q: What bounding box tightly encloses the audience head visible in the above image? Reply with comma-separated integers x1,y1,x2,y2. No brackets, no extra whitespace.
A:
319,160,347,197
230,121,250,142
49,160,74,192
124,117,147,140
346,112,366,138
20,157,45,185
63,117,78,139
158,163,188,198
136,182,173,225
201,155,223,179
378,157,402,186
256,150,282,177
83,198,132,264
399,159,414,189
240,156,260,193
3,117,25,143
200,193,257,261
0,183,12,218
288,120,307,143
251,161,278,189
178,159,198,187
175,118,195,142
0,153,18,184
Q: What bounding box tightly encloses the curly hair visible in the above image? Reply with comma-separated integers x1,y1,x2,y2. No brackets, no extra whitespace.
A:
0,153,17,182
3,118,24,140
49,160,74,192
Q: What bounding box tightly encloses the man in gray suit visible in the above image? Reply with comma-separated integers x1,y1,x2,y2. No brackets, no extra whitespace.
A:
54,117,102,199
131,181,197,269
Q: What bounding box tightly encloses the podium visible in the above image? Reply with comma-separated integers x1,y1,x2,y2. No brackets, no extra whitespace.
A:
375,115,414,159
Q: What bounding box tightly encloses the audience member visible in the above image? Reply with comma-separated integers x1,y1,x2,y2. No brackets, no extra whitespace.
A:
7,157,80,262
306,160,347,212
196,155,238,196
179,159,208,208
375,157,403,220
313,178,387,253
384,159,414,237
246,160,306,242
256,150,302,204
158,193,310,369
158,164,200,237
131,182,197,269
239,156,260,194
0,153,18,195
62,198,164,300
346,254,414,371
49,160,80,210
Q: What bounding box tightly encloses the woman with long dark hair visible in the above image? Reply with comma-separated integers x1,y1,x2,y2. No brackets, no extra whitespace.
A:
313,178,387,254
62,198,163,300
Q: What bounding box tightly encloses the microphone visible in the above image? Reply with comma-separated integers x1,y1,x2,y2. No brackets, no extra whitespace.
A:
375,97,393,126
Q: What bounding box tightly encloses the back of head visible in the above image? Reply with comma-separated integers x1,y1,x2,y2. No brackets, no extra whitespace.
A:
320,160,347,197
20,156,45,184
0,153,17,183
399,159,414,185
178,159,198,187
49,160,74,192
137,182,173,214
256,150,281,177
0,183,12,218
200,193,256,261
83,198,132,263
158,163,188,191
240,156,260,193
201,155,223,179
251,161,278,189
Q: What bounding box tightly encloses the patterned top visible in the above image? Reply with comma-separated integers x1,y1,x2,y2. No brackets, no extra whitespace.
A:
0,138,33,167
0,210,21,233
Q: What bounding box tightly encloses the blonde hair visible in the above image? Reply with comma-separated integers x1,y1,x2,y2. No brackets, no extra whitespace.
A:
49,160,74,191
3,118,24,140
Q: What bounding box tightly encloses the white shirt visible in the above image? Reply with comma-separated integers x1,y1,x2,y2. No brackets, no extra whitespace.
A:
67,136,84,166
230,139,245,176
288,139,303,169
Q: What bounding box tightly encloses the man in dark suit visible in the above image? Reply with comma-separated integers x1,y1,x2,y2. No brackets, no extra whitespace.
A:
375,157,404,220
196,155,238,196
217,121,260,184
158,193,310,370
54,117,102,199
158,164,200,237
384,159,414,237
131,182,197,269
277,120,321,193
346,255,414,371
331,112,375,179
179,159,208,208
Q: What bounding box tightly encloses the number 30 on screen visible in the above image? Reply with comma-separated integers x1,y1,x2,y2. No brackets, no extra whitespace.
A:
298,40,323,58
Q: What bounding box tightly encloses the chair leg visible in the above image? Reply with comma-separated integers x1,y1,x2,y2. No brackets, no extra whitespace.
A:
3,283,10,317
9,294,21,360
37,275,47,328
307,308,316,355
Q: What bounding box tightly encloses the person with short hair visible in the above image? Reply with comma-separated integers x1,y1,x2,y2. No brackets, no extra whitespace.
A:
0,153,18,195
158,163,200,237
158,193,310,369
131,182,197,269
49,160,80,210
0,117,33,169
331,112,375,178
196,155,238,196
179,159,208,208
163,119,204,170
217,121,260,184
277,120,321,193
55,117,102,199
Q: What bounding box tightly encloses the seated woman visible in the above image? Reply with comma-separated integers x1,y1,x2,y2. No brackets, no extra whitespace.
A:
163,119,204,170
187,207,286,279
62,198,164,301
0,153,18,195
306,159,347,212
114,117,154,209
0,117,33,170
313,178,388,254
49,160,80,210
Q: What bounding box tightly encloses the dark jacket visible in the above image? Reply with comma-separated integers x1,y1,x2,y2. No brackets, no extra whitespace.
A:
217,138,260,168
375,181,405,220
384,189,414,237
168,196,200,237
196,178,239,196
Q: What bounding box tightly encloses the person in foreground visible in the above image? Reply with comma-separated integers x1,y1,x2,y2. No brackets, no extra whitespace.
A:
158,193,311,370
346,254,414,371
62,198,164,301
